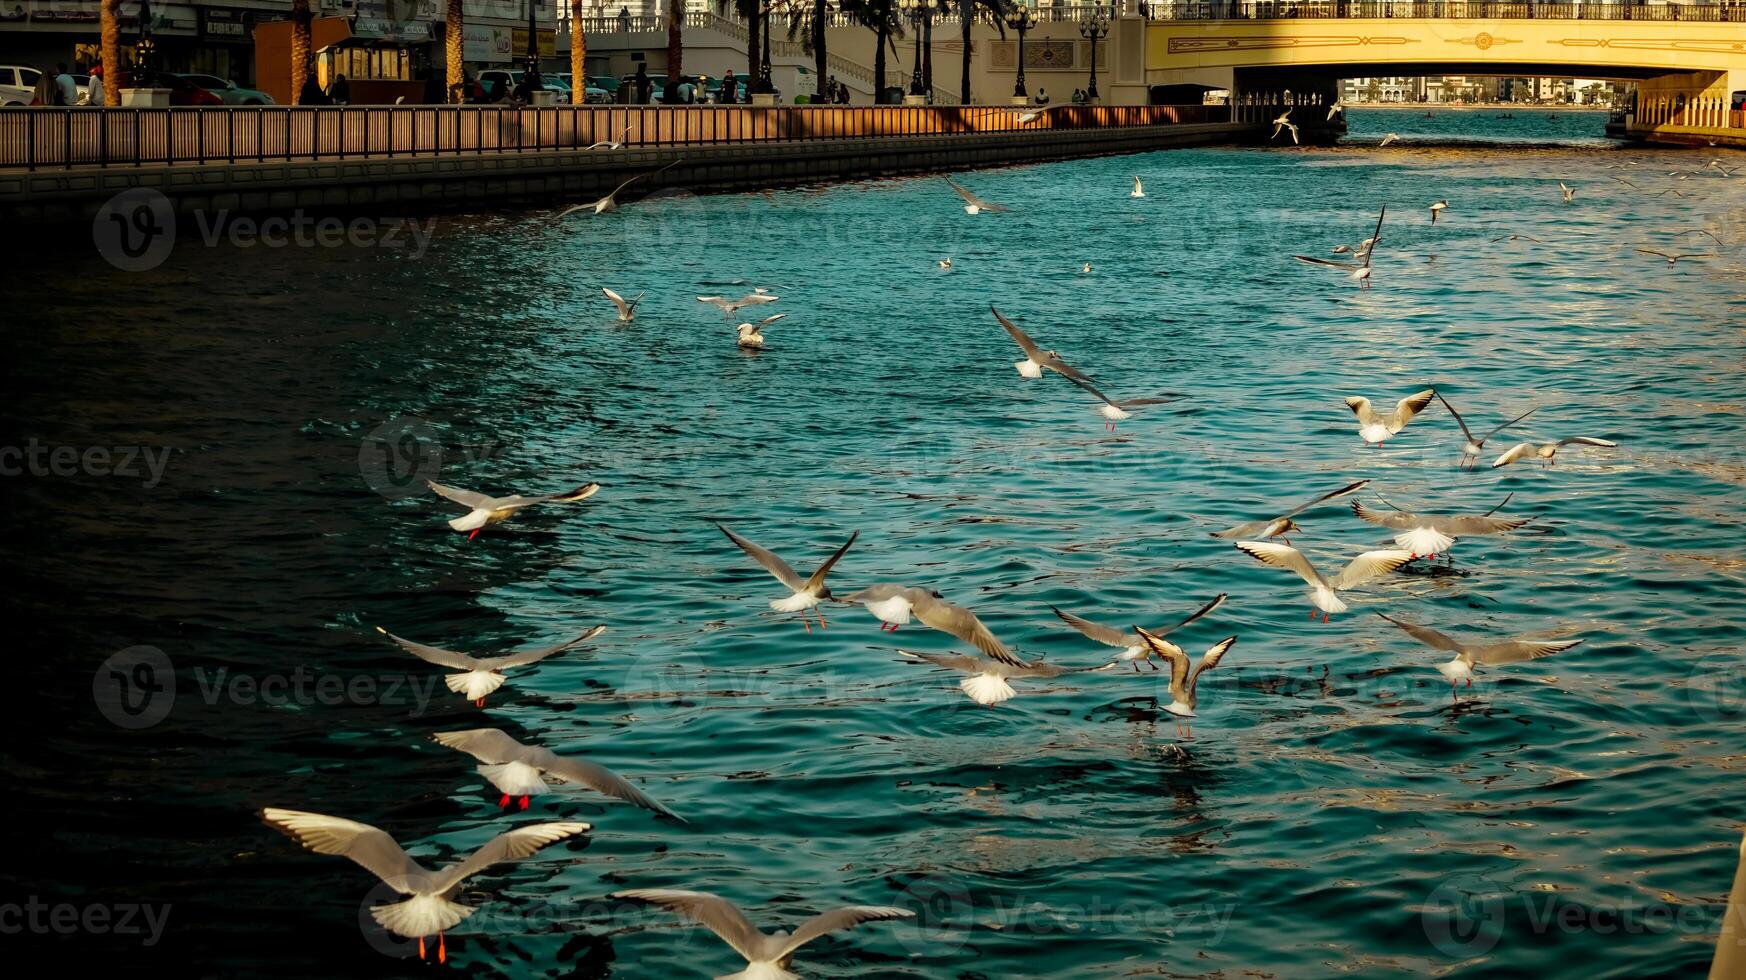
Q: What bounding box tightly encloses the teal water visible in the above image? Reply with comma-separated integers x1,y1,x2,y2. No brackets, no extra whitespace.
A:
5,109,1746,977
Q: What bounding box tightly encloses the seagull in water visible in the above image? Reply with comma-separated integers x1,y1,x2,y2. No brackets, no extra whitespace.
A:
1209,479,1371,544
603,287,644,322
1051,593,1228,672
718,524,858,632
1375,612,1581,696
426,479,601,539
839,585,1025,665
1560,181,1575,203
900,648,1116,706
1270,109,1299,145
736,313,787,349
431,728,682,818
1429,199,1449,224
1437,393,1536,468
1344,388,1436,446
1491,436,1617,468
1634,248,1707,267
945,177,1008,214
376,625,606,706
260,808,588,964
1082,261,1093,274
1130,175,1145,198
699,291,780,320
991,306,1092,381
1234,541,1414,622
554,160,678,218
938,257,952,270
1065,374,1182,430
612,889,913,980
1132,627,1238,737
1351,499,1527,560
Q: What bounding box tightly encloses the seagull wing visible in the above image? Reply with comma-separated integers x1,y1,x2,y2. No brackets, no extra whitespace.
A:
427,481,495,509
429,822,590,894
1234,541,1326,589
531,749,683,820
1435,515,1529,535
1387,389,1437,432
603,287,633,317
375,627,482,670
1280,479,1373,519
494,483,602,511
1491,443,1535,468
910,592,1023,667
778,906,916,958
1479,406,1538,443
990,305,1046,361
1294,255,1358,268
1435,393,1476,442
1374,612,1463,653
1188,636,1238,693
613,890,764,960
1352,501,1418,530
1469,637,1583,666
1557,436,1617,448
718,524,806,592
1344,396,1380,427
260,808,430,894
1149,592,1230,638
897,649,990,673
484,625,607,669
1635,248,1675,261
431,727,529,764
1050,606,1129,648
1062,373,1126,412
802,530,860,594
1329,550,1415,590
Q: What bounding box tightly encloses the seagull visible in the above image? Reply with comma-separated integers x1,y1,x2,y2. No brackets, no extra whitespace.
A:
1429,199,1449,224
1488,233,1544,244
1491,436,1617,468
426,480,601,539
1609,175,1640,189
583,125,634,150
260,808,588,964
1375,612,1581,695
1634,248,1706,267
431,728,682,818
1437,393,1536,467
938,257,952,270
1050,593,1228,672
838,585,1025,666
1015,106,1051,124
1351,500,1527,559
1344,388,1436,446
735,313,788,349
1679,229,1727,247
1560,181,1575,203
612,889,913,979
991,306,1091,381
1082,261,1093,274
1131,627,1238,737
1233,541,1414,622
718,524,858,632
1209,479,1371,544
1337,206,1385,288
699,292,780,320
899,648,1115,706
554,159,679,218
1326,98,1345,121
945,177,1008,214
1064,374,1182,430
1657,188,1689,199
1706,159,1736,177
375,625,606,706
1130,176,1145,198
1331,236,1379,256
1379,133,1399,147
1270,109,1299,145
603,287,645,322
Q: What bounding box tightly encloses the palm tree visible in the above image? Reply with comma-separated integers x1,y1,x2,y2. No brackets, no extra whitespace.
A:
957,0,1005,105
99,0,120,105
715,0,761,92
781,0,828,102
445,0,464,102
666,0,683,95
569,0,586,104
843,0,900,101
291,0,312,104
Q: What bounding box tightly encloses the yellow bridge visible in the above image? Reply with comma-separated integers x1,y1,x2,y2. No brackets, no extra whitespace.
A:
1144,2,1746,143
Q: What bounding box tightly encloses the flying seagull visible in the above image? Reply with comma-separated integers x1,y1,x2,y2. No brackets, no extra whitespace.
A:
1634,248,1706,267
1375,612,1581,695
1489,233,1544,244
736,313,788,349
376,624,606,706
1064,374,1181,430
1209,479,1371,544
260,808,588,964
991,306,1092,381
839,585,1025,666
603,287,644,322
1437,393,1536,467
946,177,1008,215
1270,109,1299,145
1132,627,1238,737
612,889,913,979
427,480,601,539
1429,199,1449,224
1015,106,1052,124
431,728,682,818
1051,593,1228,672
555,159,679,218
899,648,1115,706
1379,133,1399,147
1233,541,1414,622
1345,388,1436,446
584,125,635,150
1131,176,1145,198
1351,499,1528,559
718,524,858,632
1326,99,1346,121
1491,436,1617,468
698,292,780,321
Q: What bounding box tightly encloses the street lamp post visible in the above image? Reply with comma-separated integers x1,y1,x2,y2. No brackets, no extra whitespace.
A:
1005,4,1036,101
524,0,544,90
758,1,773,93
1079,6,1109,103
901,0,925,96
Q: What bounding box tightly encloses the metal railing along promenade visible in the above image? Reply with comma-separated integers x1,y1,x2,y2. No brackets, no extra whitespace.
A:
1147,1,1746,20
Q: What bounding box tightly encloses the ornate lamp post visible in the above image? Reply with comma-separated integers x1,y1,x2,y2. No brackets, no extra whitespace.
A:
1079,5,1109,103
1004,3,1035,101
524,0,544,90
900,0,926,97
759,1,772,92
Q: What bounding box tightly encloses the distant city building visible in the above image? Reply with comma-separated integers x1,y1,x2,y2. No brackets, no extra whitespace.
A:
1344,74,1620,106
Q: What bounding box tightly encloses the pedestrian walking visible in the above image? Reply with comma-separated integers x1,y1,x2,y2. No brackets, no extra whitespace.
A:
720,68,736,104
634,64,651,104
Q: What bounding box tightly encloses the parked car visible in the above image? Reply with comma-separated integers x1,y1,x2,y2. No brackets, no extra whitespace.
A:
0,64,41,105
177,73,275,106
553,73,609,104
590,74,621,101
477,69,572,102
115,70,224,106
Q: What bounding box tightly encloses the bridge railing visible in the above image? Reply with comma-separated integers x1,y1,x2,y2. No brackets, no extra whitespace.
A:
0,103,1229,172
1148,1,1746,20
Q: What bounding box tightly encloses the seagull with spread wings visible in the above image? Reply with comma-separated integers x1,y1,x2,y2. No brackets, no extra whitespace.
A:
431,728,681,817
1209,479,1371,544
1132,627,1238,737
900,647,1117,706
1063,374,1182,430
1635,247,1707,267
260,808,588,963
426,479,601,539
735,313,788,349
1051,593,1228,672
554,160,679,218
1345,388,1436,446
612,889,913,980
1351,499,1528,559
990,306,1092,382
1437,393,1537,468
1491,436,1617,468
1270,109,1299,145
1376,612,1582,695
945,177,1008,214
1234,541,1414,622
698,291,779,321
718,525,858,632
603,287,645,322
838,585,1025,667
376,624,605,706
